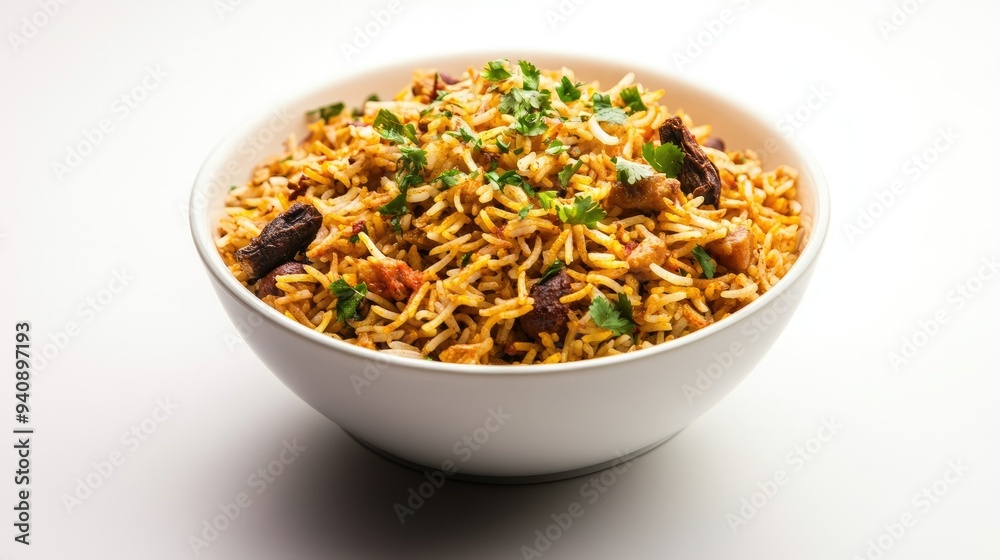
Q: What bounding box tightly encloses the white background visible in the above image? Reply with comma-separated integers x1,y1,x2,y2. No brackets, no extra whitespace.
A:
2,0,999,558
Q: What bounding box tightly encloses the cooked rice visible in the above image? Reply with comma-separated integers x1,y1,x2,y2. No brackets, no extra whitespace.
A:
216,60,802,365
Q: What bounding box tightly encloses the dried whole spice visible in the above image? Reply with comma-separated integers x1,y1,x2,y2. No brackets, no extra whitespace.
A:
235,202,323,279
658,116,722,206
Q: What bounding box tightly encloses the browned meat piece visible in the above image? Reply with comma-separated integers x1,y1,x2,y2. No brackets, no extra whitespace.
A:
255,261,307,298
703,137,725,151
706,226,755,272
626,235,667,272
607,174,681,212
658,116,722,206
519,270,573,339
235,203,323,279
358,258,425,300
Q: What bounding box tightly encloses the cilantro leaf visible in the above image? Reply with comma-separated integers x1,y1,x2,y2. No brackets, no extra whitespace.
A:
537,191,559,210
374,109,419,144
483,59,511,81
517,204,532,220
433,169,462,189
593,106,627,125
592,93,612,111
589,294,635,336
556,195,606,228
692,245,716,279
619,86,647,114
459,252,472,267
612,156,654,185
397,145,427,173
307,102,345,120
545,140,568,155
512,111,548,136
642,142,685,178
555,76,582,103
389,216,403,234
446,125,482,149
539,260,565,283
518,60,541,91
379,193,408,216
348,224,367,244
329,278,368,322
486,169,536,197
558,160,582,187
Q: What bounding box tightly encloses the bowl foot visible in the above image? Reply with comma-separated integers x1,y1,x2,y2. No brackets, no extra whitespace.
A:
346,430,682,485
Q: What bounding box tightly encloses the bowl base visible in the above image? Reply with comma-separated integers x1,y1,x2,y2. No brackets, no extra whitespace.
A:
347,430,681,485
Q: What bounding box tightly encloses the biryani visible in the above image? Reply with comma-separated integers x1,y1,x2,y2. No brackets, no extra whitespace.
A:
216,59,802,365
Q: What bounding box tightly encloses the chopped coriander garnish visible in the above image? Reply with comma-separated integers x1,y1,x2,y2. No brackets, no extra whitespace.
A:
619,86,647,114
593,106,627,125
379,193,408,216
591,93,612,111
692,245,717,279
513,147,524,155
518,60,541,91
486,169,536,197
539,259,565,283
557,160,583,187
373,109,419,145
496,137,510,153
433,169,462,189
435,89,450,102
459,252,472,267
517,204,533,220
612,156,654,185
556,195,605,228
512,111,548,136
389,216,403,234
329,278,368,322
307,102,345,121
589,293,635,336
483,59,511,81
642,142,685,178
348,233,361,244
555,76,582,103
445,125,482,149
545,140,568,155
499,88,552,137
537,190,559,210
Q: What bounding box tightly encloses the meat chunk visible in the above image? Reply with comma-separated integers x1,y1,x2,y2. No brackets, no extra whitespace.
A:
706,226,755,272
658,116,722,206
358,258,425,300
626,235,667,272
519,270,573,339
607,174,681,212
255,261,307,298
235,202,324,279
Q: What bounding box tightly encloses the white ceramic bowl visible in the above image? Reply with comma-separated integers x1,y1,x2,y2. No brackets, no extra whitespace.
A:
190,52,829,481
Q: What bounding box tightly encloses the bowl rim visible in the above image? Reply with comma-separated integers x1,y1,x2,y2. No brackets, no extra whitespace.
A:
190,49,830,376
